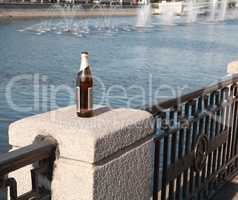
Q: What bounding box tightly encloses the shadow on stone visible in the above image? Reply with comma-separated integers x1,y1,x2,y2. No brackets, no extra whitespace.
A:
92,107,111,117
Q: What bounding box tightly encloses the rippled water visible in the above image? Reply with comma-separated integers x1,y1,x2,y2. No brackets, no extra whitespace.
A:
0,16,238,153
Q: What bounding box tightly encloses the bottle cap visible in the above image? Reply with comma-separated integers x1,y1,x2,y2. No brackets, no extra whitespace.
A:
81,51,88,55
80,52,89,71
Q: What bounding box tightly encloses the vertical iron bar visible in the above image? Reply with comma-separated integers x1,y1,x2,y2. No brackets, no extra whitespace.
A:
161,112,169,200
201,95,209,198
6,178,17,200
207,92,215,194
217,88,225,173
233,86,238,167
231,86,238,168
153,137,160,200
176,107,183,200
182,102,190,199
168,109,176,200
196,96,204,200
221,88,229,170
189,100,197,198
226,85,234,174
211,91,220,190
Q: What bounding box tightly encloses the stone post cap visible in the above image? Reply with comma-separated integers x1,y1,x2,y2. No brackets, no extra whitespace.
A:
227,61,238,75
9,106,154,164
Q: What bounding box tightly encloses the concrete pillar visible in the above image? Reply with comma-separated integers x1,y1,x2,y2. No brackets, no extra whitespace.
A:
8,105,155,200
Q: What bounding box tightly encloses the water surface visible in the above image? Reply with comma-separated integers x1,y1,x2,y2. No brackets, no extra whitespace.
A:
0,16,238,152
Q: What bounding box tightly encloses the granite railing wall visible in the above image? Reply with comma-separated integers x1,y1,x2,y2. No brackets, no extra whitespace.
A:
7,106,155,200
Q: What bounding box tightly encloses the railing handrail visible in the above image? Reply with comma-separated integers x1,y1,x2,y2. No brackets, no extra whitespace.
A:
146,74,238,116
0,141,56,177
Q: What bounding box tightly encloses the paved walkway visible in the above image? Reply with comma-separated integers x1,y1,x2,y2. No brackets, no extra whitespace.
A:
213,177,238,200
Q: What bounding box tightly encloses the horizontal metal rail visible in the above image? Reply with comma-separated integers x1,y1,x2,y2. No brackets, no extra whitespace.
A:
0,141,56,200
146,74,238,116
0,141,56,176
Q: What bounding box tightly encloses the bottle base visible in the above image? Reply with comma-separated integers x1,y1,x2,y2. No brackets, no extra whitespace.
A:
77,111,93,118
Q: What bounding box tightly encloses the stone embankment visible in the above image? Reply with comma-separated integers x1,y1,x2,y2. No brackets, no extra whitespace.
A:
0,6,138,19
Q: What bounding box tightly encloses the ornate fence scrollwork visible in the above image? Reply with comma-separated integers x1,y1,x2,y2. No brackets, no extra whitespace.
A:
149,75,238,200
194,134,208,172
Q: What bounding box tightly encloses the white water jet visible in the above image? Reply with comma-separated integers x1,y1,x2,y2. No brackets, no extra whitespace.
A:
160,10,176,25
219,0,228,20
21,3,137,38
210,0,217,21
186,0,198,23
136,4,152,27
208,0,229,21
159,2,177,26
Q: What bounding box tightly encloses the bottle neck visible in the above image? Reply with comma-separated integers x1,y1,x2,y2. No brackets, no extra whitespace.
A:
80,56,89,71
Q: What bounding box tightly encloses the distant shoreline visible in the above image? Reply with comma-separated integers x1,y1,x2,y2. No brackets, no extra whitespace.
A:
0,8,139,19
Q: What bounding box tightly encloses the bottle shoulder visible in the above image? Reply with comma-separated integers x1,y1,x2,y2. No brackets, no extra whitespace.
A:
76,67,93,85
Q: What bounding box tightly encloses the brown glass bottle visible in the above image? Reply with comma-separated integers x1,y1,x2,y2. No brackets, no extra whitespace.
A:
76,52,93,117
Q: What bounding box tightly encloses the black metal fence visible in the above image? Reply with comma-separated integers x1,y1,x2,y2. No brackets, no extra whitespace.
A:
148,75,238,200
0,140,56,200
